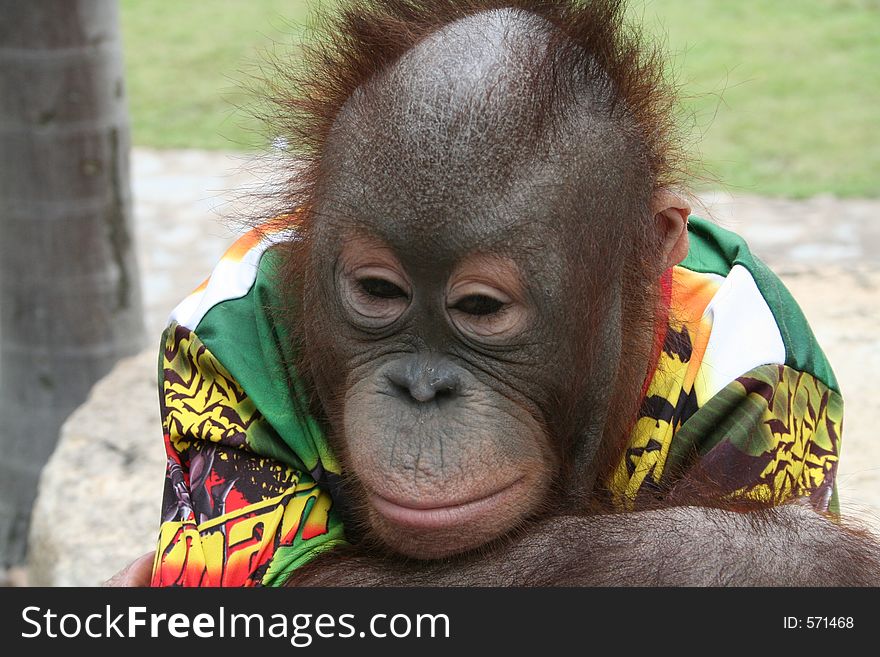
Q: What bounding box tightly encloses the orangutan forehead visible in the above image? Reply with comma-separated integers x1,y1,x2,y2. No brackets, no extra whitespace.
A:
331,9,595,169
378,9,558,133
316,8,649,258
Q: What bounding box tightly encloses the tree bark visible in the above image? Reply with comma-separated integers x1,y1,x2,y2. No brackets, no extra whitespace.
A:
0,0,144,566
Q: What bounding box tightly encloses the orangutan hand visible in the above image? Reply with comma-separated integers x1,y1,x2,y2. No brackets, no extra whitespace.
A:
103,552,153,587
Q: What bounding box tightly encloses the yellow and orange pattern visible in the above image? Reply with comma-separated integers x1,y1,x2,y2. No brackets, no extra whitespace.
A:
162,323,263,452
153,480,334,587
608,267,842,511
152,323,340,587
720,365,842,508
608,266,722,503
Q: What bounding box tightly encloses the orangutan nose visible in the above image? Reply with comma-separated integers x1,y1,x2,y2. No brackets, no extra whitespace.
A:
385,354,461,403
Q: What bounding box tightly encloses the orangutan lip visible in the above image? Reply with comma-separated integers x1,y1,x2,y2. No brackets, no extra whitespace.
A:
367,478,525,530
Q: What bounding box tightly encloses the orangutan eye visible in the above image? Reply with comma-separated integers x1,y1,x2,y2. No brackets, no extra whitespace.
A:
446,280,525,339
341,269,411,328
358,277,407,300
453,294,505,316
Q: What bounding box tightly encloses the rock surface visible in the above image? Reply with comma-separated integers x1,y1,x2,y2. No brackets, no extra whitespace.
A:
23,149,880,586
27,349,164,586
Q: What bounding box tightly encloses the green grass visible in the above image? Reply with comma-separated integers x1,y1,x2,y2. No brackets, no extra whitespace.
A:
120,0,315,150
120,0,880,197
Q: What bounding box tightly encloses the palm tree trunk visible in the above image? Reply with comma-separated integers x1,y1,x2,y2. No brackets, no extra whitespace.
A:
0,0,144,566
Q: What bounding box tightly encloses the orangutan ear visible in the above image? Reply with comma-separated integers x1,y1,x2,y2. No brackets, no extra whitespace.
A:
651,189,691,271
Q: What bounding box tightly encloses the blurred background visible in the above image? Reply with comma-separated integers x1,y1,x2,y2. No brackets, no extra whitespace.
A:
1,0,878,585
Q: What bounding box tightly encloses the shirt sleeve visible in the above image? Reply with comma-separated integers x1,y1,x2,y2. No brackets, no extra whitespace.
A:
608,261,843,513
150,323,347,587
665,363,843,512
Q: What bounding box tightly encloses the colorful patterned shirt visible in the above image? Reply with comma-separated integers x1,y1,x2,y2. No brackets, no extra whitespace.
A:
151,217,843,587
